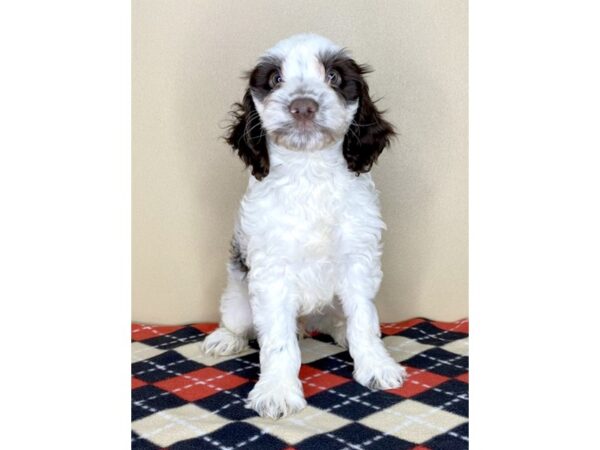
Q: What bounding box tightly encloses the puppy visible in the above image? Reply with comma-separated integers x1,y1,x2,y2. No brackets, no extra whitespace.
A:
203,34,406,419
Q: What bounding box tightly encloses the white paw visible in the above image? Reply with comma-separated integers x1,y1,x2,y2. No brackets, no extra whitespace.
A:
354,358,407,390
246,378,307,419
202,327,248,356
331,326,348,348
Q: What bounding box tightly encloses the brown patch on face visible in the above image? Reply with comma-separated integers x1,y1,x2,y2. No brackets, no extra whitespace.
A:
318,50,371,102
247,56,284,101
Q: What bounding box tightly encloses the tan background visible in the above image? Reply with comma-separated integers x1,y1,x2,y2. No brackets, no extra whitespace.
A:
132,0,468,324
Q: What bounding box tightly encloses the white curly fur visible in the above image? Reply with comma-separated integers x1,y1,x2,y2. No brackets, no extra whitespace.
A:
202,34,406,419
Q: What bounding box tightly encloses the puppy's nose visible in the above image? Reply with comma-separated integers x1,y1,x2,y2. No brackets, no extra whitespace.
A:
289,98,319,120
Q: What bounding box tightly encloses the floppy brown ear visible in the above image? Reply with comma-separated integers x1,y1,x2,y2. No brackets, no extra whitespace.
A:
343,74,396,174
225,89,270,180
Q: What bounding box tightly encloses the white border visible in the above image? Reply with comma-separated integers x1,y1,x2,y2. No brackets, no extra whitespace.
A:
471,0,600,447
1,0,600,447
1,0,130,447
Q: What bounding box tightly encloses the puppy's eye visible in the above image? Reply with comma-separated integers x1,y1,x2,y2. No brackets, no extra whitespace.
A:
327,69,342,86
268,71,283,88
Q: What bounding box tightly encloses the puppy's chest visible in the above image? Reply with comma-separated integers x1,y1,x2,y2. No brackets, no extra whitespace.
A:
244,174,345,256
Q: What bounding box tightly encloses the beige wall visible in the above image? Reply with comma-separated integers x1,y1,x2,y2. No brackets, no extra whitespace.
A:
133,0,468,324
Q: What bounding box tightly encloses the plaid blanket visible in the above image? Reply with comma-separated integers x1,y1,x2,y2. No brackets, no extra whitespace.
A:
132,318,468,449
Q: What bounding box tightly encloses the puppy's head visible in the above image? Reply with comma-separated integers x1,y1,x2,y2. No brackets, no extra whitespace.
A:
226,34,395,180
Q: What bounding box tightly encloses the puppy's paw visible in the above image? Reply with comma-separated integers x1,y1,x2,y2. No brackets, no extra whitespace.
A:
246,379,307,419
202,327,248,356
354,358,407,390
331,326,348,348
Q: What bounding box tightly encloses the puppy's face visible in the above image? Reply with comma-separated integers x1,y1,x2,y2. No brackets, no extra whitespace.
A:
226,34,395,180
249,41,358,151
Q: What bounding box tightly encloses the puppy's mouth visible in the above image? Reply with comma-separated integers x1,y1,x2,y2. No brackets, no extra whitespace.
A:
268,115,322,136
290,119,318,134
270,122,338,150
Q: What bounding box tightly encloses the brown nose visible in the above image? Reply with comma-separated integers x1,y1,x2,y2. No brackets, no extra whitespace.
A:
289,98,319,120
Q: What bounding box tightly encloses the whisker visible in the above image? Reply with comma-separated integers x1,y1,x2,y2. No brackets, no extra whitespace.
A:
351,120,378,128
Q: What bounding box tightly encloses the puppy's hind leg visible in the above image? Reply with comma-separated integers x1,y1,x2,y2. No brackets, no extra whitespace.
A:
304,300,348,348
202,261,253,357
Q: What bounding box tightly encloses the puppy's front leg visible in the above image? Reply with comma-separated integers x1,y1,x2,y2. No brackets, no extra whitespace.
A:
337,256,407,389
246,279,306,419
342,295,407,389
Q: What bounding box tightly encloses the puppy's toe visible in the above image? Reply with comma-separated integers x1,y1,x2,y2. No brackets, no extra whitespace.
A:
246,379,307,419
331,327,348,348
202,327,248,356
354,358,407,390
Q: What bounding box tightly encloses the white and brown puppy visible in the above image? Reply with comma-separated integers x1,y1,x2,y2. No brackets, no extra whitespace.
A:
203,34,406,419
